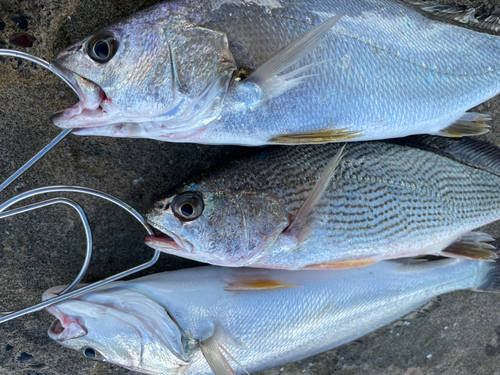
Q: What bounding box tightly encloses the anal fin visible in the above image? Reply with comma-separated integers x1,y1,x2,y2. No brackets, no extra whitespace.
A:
439,112,491,137
303,259,379,270
440,231,497,261
269,127,362,144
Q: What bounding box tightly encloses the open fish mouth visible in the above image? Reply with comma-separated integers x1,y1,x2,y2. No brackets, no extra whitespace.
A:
144,230,194,253
47,310,88,342
49,60,110,129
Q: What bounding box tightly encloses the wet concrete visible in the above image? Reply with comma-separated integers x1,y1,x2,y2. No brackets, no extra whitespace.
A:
1,0,500,374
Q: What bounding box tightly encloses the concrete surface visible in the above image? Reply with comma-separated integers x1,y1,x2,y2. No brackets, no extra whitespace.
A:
1,1,500,374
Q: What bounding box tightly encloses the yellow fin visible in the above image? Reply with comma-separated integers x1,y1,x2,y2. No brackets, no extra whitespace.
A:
225,278,300,291
439,113,491,137
303,259,379,270
441,243,497,261
269,128,362,144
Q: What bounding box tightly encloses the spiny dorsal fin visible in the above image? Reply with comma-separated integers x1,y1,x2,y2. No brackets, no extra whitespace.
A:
399,0,500,34
244,14,343,102
284,144,345,242
269,127,362,144
440,231,497,261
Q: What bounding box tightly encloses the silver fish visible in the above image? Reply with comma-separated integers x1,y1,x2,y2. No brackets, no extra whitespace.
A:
49,0,499,145
146,137,500,269
45,258,500,374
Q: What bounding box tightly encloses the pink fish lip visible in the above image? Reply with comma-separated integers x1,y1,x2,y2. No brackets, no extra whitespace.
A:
46,305,88,342
145,231,193,253
49,60,109,129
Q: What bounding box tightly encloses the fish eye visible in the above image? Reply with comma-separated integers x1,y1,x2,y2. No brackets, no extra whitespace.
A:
87,32,118,63
171,192,204,221
82,347,104,361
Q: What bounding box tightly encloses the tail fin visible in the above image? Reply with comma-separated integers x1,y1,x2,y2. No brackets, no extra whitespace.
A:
476,257,500,292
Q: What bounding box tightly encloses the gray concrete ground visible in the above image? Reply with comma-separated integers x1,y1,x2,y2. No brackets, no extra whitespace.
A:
1,0,500,374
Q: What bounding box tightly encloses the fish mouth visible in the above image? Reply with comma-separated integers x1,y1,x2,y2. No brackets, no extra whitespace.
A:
43,285,88,341
46,305,88,341
49,60,110,129
144,229,194,254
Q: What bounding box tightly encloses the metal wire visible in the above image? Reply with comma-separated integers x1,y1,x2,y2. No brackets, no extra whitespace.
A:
0,49,79,195
0,197,92,295
0,186,160,324
0,49,78,94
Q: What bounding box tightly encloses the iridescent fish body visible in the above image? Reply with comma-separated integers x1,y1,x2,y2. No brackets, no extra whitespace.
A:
146,138,500,269
51,0,499,145
45,259,500,374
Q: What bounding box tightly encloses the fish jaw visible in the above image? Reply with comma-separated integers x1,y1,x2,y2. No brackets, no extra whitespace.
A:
145,231,194,254
49,60,111,128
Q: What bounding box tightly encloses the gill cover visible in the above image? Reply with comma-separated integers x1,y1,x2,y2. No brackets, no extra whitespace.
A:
50,6,236,133
209,192,289,265
44,285,190,373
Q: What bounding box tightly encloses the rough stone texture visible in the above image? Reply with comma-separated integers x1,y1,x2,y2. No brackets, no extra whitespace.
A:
1,1,500,374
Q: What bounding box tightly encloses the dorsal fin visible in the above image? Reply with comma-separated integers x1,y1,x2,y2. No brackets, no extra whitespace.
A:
444,138,500,176
388,135,500,177
398,0,500,35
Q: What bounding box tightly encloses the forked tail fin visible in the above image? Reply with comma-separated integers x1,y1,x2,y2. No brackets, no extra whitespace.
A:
476,255,500,292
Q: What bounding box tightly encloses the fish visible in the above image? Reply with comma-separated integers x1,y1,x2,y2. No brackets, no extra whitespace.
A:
48,0,500,146
44,258,500,375
145,136,500,270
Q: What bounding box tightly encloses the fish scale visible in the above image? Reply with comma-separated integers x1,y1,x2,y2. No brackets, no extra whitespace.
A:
147,140,500,269
45,260,500,374
195,0,500,144
52,0,500,144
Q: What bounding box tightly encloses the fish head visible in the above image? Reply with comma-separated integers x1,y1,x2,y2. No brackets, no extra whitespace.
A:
44,284,190,375
49,4,236,137
145,182,289,266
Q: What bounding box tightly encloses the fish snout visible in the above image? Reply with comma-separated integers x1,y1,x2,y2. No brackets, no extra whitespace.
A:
46,305,88,342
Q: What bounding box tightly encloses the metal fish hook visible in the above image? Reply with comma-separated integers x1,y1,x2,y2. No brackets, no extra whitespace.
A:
0,49,80,194
0,186,160,324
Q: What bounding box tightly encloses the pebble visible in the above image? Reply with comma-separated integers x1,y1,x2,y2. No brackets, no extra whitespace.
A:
17,352,33,362
10,14,28,30
426,354,432,359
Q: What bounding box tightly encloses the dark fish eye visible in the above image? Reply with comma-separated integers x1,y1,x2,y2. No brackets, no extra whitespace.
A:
87,32,118,63
82,347,104,361
171,192,204,221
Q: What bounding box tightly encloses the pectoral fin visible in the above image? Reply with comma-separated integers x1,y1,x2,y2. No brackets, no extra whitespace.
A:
284,145,345,242
200,336,250,375
244,14,343,102
200,338,235,375
440,231,497,261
